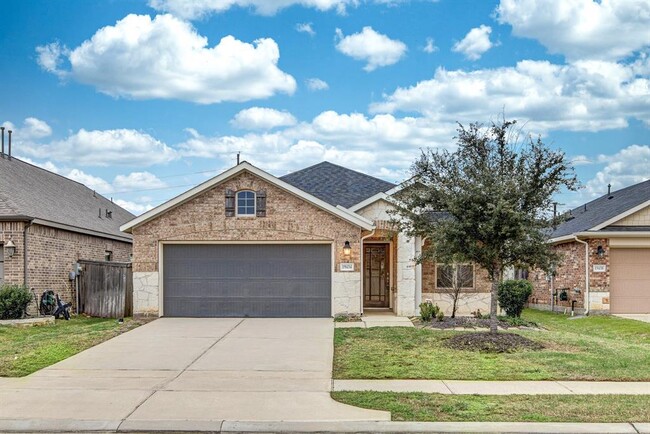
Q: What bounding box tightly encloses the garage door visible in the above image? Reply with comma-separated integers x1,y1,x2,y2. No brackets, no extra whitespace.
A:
610,248,650,314
162,244,331,317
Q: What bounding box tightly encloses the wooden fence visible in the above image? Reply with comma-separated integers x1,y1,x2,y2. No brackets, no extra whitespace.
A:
78,260,132,318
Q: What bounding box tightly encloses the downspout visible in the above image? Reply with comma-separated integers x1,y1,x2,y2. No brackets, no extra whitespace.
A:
359,228,376,316
574,236,590,315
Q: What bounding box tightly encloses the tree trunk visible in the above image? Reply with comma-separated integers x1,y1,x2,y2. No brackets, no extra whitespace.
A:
489,267,502,334
451,296,457,318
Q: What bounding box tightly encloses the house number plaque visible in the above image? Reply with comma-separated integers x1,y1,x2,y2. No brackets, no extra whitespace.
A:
340,263,354,272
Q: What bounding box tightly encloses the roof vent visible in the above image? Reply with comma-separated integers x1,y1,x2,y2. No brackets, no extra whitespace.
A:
607,183,613,199
105,209,112,219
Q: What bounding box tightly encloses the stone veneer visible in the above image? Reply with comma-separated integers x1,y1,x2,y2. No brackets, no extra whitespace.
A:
130,171,363,317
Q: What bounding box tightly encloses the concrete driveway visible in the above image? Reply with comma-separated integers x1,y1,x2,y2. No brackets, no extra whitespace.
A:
0,318,388,432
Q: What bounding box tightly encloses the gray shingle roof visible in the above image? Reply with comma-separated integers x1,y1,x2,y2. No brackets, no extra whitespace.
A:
280,161,396,208
552,179,650,238
0,156,133,242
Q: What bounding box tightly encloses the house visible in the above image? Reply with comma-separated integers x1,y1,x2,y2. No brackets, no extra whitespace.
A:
0,147,134,311
529,180,650,314
122,161,493,318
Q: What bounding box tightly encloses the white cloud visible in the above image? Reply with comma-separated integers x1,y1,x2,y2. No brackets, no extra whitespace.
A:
496,0,650,61
370,59,650,133
452,25,494,60
35,42,69,78
296,22,315,36
66,169,115,193
335,27,407,71
113,172,166,191
231,107,297,130
584,144,650,197
148,0,354,18
22,128,177,166
1,117,52,140
114,199,155,215
306,78,329,91
423,37,438,54
36,14,296,104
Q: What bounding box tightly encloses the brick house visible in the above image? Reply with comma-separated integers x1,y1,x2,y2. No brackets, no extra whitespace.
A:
122,161,492,318
530,180,650,315
0,153,133,311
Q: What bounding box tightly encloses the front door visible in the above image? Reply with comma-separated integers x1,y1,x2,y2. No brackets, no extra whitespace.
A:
363,244,390,308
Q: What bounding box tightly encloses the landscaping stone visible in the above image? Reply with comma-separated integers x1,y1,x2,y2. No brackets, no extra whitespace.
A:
0,316,54,327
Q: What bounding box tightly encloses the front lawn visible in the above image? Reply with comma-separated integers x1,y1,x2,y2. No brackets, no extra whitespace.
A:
332,392,650,422
0,316,144,377
334,309,650,381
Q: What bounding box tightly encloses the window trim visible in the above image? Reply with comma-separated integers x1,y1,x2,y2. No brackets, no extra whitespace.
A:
236,190,256,217
435,263,475,290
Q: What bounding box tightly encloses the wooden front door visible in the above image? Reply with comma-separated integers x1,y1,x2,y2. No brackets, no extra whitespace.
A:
364,244,390,307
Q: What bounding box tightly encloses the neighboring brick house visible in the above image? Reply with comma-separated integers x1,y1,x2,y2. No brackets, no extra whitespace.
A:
122,161,493,318
0,152,133,311
530,180,650,315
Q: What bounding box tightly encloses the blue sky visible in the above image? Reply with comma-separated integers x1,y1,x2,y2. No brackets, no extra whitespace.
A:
1,0,648,215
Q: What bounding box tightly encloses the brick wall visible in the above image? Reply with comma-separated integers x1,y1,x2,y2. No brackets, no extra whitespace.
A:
420,241,492,294
1,221,131,311
131,171,362,272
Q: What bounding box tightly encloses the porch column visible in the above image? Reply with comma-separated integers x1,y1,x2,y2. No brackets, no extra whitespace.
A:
396,232,417,316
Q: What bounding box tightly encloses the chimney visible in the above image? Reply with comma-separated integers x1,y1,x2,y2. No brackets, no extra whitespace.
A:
1,126,4,157
7,129,12,160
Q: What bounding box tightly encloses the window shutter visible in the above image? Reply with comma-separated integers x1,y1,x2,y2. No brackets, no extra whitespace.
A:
225,189,235,217
256,189,267,217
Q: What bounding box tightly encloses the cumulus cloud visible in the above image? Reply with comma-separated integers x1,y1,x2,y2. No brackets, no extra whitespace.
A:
21,128,177,166
231,107,297,130
1,117,52,140
452,25,494,60
296,22,315,36
36,14,296,104
335,27,407,71
148,0,355,18
496,0,650,61
113,172,167,191
584,144,650,197
306,78,329,91
370,59,650,132
114,199,155,215
423,37,438,54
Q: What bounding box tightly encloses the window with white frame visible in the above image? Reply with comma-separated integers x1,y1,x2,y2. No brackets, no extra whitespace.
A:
236,190,256,216
436,264,474,289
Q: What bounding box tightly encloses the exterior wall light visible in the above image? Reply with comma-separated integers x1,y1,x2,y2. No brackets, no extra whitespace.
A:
596,245,605,258
5,239,16,258
343,241,351,257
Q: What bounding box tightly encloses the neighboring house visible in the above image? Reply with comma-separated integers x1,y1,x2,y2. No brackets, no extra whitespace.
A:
0,152,134,310
530,180,650,314
122,161,492,318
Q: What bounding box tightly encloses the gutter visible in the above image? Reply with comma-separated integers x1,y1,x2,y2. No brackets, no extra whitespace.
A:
359,228,377,316
573,236,590,315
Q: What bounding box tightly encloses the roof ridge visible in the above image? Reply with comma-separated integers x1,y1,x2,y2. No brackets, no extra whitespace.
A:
570,178,650,213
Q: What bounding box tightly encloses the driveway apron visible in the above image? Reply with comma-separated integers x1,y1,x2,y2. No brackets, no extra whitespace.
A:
0,318,388,427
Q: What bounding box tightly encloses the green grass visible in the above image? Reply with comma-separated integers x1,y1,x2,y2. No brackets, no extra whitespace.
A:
334,309,650,381
332,392,650,422
0,317,144,377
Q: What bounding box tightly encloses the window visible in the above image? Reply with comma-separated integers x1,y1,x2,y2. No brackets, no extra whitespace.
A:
105,250,113,262
236,190,256,216
436,264,474,289
514,267,529,280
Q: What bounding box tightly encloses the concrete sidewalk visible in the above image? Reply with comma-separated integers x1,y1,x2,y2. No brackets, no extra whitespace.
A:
333,379,650,394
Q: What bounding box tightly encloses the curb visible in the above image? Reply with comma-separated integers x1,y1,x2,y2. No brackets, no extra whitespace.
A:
0,419,648,433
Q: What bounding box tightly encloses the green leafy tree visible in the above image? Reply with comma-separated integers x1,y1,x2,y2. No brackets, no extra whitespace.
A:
391,119,578,333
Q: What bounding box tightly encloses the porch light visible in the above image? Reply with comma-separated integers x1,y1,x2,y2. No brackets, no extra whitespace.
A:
5,239,16,258
596,245,605,258
343,241,351,257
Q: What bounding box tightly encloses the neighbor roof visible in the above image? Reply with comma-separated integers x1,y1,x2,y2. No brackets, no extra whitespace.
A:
280,161,396,208
0,156,133,242
551,179,650,239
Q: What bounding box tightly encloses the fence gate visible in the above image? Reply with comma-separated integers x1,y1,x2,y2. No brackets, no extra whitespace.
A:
78,260,132,318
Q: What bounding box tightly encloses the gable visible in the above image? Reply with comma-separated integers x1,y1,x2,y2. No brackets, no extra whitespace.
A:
356,199,395,222
610,204,650,226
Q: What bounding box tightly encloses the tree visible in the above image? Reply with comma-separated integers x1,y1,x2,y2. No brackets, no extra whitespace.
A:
391,119,578,333
435,262,474,318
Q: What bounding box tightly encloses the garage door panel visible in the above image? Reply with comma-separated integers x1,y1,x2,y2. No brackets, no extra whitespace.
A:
610,248,650,314
162,244,332,317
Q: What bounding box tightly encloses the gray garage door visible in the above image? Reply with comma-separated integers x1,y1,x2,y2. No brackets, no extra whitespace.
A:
162,244,331,317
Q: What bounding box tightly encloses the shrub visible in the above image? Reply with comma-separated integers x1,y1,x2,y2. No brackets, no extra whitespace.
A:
0,284,33,320
419,302,440,322
497,279,533,318
436,309,445,322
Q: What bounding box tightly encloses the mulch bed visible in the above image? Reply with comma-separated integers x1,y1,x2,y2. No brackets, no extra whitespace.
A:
415,316,539,330
444,332,544,353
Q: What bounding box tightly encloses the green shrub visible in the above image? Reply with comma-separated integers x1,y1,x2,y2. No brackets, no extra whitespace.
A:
419,302,440,322
0,284,33,320
436,309,445,322
497,279,533,318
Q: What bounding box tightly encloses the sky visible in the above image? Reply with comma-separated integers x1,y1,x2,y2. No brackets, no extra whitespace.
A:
1,0,649,215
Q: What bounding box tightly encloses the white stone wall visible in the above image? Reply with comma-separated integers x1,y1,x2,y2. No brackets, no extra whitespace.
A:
396,232,417,316
356,199,394,221
589,291,610,312
133,271,160,317
332,271,362,315
422,293,492,317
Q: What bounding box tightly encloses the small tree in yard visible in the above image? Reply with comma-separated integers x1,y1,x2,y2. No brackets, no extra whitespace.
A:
391,119,578,333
